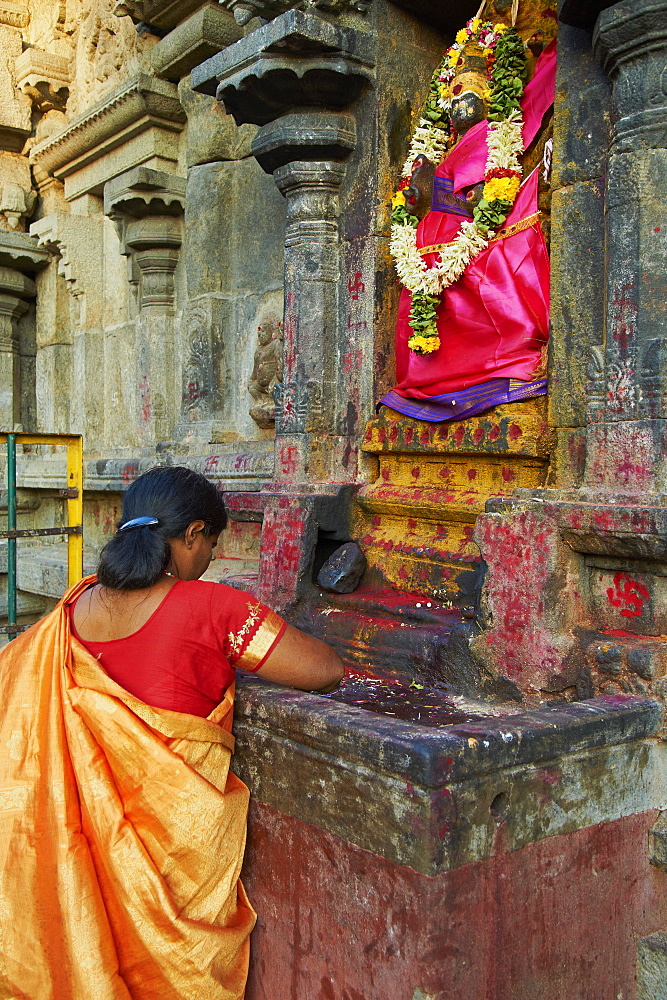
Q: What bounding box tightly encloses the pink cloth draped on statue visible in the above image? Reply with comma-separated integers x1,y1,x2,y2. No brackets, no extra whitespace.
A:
387,42,557,409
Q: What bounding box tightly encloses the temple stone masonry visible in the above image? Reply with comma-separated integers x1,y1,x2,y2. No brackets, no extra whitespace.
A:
4,0,667,996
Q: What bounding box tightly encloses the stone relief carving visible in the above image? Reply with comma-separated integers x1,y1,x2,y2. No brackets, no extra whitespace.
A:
221,0,371,27
67,0,148,117
248,318,282,428
15,48,72,113
0,153,35,230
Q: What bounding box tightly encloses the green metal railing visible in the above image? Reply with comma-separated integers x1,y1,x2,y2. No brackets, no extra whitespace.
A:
1,433,83,638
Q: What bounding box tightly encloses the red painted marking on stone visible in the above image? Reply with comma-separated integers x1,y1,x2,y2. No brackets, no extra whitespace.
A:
501,467,516,482
439,466,451,479
606,571,649,619
398,565,408,580
372,515,381,527
406,781,414,795
139,376,151,424
377,426,386,443
594,510,614,531
389,425,399,442
381,467,390,480
453,426,465,445
601,628,640,638
656,227,662,233
438,425,449,439
204,455,219,474
508,423,522,440
473,428,484,445
411,467,420,479
420,430,430,446
436,524,447,538
404,427,414,444
347,272,365,300
468,468,477,481
280,445,298,476
122,462,137,484
234,454,251,471
489,424,501,441
342,348,363,374
407,519,417,530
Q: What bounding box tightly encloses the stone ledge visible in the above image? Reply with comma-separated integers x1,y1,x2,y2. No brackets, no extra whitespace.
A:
233,683,664,873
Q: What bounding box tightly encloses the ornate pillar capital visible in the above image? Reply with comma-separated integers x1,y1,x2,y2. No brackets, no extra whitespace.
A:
594,0,667,151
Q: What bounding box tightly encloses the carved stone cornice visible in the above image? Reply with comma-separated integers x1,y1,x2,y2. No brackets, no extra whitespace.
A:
190,9,375,124
30,214,104,327
124,216,182,311
594,0,667,151
29,74,186,180
0,1,29,28
113,0,208,32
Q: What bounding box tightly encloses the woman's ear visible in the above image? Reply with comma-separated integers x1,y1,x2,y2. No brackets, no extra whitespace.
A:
183,520,206,548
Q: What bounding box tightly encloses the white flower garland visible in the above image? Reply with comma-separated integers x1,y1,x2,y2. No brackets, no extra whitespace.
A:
390,110,524,298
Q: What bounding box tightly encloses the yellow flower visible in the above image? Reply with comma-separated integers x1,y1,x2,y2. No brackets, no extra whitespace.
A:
391,189,407,209
456,28,468,45
483,48,493,58
439,83,451,100
483,176,521,202
448,50,459,67
470,18,481,32
494,22,508,33
408,333,441,355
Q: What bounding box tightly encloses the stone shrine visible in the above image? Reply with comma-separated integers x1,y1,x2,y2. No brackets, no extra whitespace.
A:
2,0,667,996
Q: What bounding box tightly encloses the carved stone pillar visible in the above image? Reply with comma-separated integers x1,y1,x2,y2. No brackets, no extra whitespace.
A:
105,166,185,445
0,233,50,431
192,10,374,483
589,0,667,491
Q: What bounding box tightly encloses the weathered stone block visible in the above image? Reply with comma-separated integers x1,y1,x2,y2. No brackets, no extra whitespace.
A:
649,811,667,871
552,24,612,189
638,932,667,1000
317,541,366,593
549,179,606,433
178,82,256,167
151,4,243,81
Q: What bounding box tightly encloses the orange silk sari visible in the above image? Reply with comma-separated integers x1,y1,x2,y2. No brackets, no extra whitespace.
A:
0,577,255,999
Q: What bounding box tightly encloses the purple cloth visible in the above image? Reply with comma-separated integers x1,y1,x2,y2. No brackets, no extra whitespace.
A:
378,378,547,423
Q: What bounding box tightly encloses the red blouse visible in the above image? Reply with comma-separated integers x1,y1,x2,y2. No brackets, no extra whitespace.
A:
68,580,286,717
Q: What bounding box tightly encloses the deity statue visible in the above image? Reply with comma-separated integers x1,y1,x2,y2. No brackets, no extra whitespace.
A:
248,319,283,428
380,0,558,422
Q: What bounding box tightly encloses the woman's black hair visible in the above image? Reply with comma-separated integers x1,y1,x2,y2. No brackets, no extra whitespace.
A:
97,466,227,590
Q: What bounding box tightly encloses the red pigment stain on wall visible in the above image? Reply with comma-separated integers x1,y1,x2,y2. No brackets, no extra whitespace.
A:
139,377,151,424
501,467,516,483
473,428,484,445
508,423,522,440
280,445,298,476
468,469,477,481
606,571,650,619
243,803,667,1000
489,424,501,441
411,467,420,479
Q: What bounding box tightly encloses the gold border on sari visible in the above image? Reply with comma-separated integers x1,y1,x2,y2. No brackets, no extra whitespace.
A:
418,212,541,257
233,610,284,673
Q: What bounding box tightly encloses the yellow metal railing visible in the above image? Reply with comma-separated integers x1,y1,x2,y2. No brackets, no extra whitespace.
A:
0,432,83,637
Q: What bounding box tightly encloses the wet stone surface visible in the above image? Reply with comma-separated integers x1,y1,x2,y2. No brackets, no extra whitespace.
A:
325,667,520,728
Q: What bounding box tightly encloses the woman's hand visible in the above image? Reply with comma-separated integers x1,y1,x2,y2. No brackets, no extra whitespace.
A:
254,624,344,693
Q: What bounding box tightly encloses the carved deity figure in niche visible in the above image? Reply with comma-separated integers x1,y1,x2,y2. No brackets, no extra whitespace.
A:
248,318,283,428
380,0,557,422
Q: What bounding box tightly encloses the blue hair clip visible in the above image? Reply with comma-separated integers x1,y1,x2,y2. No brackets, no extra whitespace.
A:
119,516,159,531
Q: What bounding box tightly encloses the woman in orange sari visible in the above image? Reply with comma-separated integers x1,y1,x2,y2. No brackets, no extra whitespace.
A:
0,467,342,999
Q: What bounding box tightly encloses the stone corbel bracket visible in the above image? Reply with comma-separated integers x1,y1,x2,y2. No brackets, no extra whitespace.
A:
104,166,186,312
191,9,375,125
0,2,29,29
15,48,72,114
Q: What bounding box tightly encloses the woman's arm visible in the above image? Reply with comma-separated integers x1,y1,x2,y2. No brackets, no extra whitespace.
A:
254,624,344,693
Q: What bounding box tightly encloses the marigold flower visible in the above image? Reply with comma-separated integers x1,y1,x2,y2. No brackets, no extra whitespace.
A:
456,28,468,45
470,18,481,32
391,190,407,209
407,334,441,355
483,175,521,202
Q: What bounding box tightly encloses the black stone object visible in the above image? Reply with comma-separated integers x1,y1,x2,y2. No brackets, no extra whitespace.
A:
317,541,367,593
